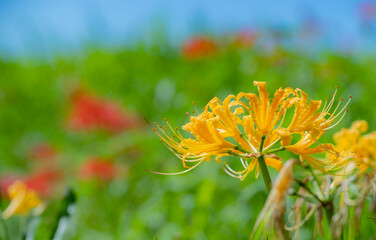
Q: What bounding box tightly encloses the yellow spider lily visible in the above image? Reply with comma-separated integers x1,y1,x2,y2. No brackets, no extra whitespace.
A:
152,81,351,179
332,120,376,173
284,132,348,174
241,81,299,136
2,181,42,219
287,87,351,135
276,86,352,174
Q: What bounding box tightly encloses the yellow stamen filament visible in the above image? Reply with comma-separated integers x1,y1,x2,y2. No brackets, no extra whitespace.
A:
147,159,204,175
326,97,351,122
240,157,249,168
323,109,348,131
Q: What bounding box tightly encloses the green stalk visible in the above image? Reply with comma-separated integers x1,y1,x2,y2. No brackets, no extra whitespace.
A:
257,155,272,193
263,146,285,154
0,191,10,240
261,137,281,153
234,145,252,154
227,150,247,158
257,136,272,193
0,217,10,240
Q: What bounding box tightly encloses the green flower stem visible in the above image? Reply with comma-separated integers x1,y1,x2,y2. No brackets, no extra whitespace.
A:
227,150,247,158
0,217,10,240
257,154,272,193
234,145,252,154
258,136,272,193
261,137,281,153
263,146,285,154
239,134,258,153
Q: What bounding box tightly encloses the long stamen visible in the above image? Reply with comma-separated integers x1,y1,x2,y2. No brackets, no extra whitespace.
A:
174,127,184,139
311,136,353,159
147,159,204,175
327,98,343,119
161,143,202,163
262,137,281,153
144,117,156,130
225,163,248,175
323,109,348,130
164,118,183,141
318,97,329,117
222,166,242,179
328,153,355,167
323,87,338,113
315,88,338,123
240,157,249,168
157,131,179,148
155,124,181,147
192,101,201,115
327,97,352,122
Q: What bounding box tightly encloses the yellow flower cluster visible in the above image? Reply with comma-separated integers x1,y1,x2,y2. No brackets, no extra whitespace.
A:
2,181,42,219
332,120,376,173
154,81,351,180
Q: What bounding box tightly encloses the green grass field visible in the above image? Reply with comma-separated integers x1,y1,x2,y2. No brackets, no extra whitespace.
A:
0,38,375,239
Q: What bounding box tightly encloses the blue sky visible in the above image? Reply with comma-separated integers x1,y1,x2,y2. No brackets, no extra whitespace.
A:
0,0,371,58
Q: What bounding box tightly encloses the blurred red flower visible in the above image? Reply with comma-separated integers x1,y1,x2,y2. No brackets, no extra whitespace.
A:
233,30,257,48
24,170,62,197
30,143,57,162
0,175,20,197
182,36,218,60
67,91,140,133
79,158,118,181
0,169,62,198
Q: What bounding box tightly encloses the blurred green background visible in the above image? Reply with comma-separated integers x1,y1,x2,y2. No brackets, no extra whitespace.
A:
1,42,376,239
1,1,376,239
